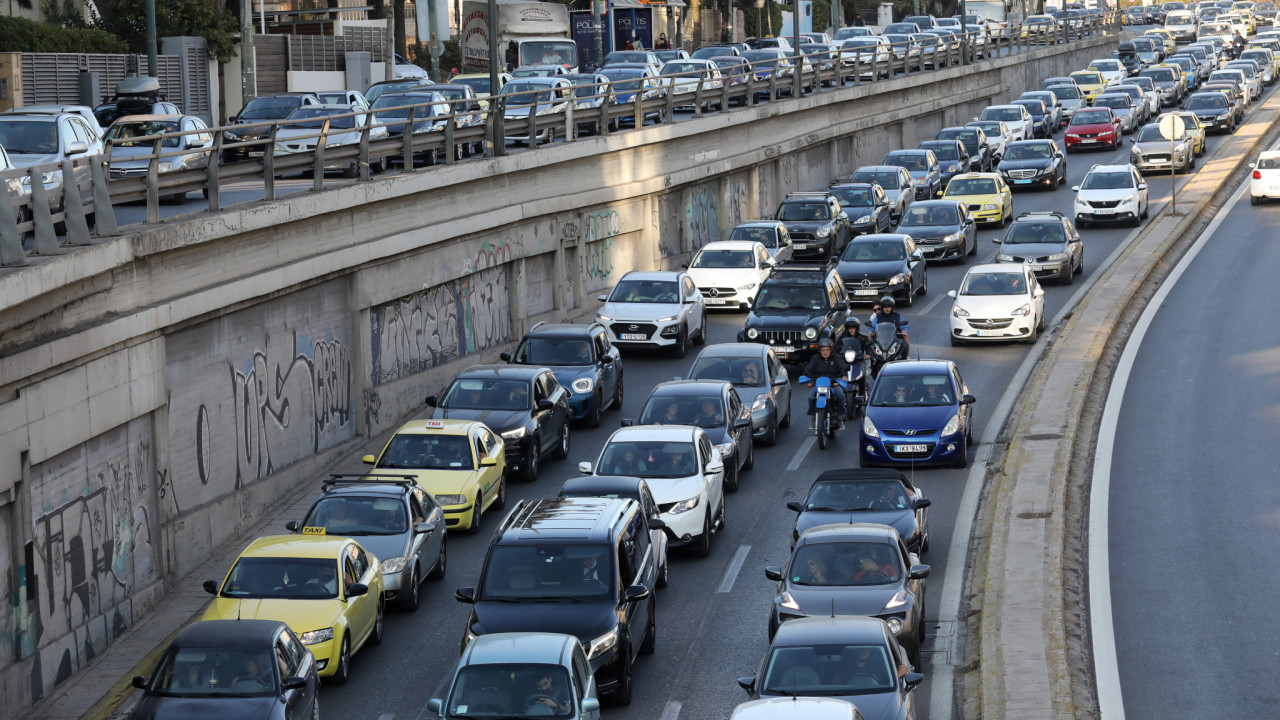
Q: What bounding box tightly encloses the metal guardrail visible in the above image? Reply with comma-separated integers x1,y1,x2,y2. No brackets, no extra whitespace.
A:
0,13,1119,268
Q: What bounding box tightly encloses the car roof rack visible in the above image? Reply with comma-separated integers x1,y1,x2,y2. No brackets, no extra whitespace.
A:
1015,211,1065,219
322,472,418,489
785,191,833,198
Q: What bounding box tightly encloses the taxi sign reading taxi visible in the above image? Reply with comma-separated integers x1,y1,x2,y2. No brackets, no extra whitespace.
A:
1158,114,1186,140
425,420,446,428
301,526,327,535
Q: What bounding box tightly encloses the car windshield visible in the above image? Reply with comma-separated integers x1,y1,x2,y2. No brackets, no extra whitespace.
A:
970,121,1004,136
605,51,650,65
692,46,731,59
607,279,680,303
754,284,827,310
777,201,830,221
744,50,782,67
1003,143,1053,160
148,647,276,697
802,481,911,512
959,271,1029,296
371,95,443,118
515,338,593,365
303,495,408,535
1071,72,1103,84
945,178,997,195
442,378,532,410
842,239,906,261
830,187,874,207
0,120,59,153
1081,170,1135,190
284,108,358,129
1142,68,1177,82
983,107,1023,122
790,541,902,586
377,432,476,470
501,83,555,103
730,226,780,247
1135,125,1170,142
599,69,644,92
692,248,756,268
597,440,697,477
522,40,578,67
1013,101,1043,116
871,373,955,406
481,544,614,600
219,557,339,599
451,76,492,94
1005,222,1066,244
239,98,301,120
762,644,896,696
446,664,575,719
1072,109,1112,124
923,143,959,160
640,395,726,428
884,152,928,170
842,38,881,48
900,204,958,226
690,355,766,386
105,120,182,147
1094,96,1129,110
661,62,705,76
850,170,903,189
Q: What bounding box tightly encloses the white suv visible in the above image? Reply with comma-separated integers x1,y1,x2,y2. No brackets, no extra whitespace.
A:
686,240,774,311
597,270,707,358
0,111,103,217
1250,150,1280,204
1072,164,1149,227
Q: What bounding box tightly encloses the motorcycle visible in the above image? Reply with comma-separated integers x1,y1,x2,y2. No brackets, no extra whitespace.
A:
841,341,870,420
798,374,847,450
866,322,908,379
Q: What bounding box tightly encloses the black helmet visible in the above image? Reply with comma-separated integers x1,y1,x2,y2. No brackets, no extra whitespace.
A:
844,316,861,331
818,338,834,349
879,296,896,310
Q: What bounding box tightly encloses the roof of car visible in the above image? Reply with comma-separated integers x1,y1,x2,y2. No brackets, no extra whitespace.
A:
496,496,637,542
848,232,913,244
112,114,188,122
317,480,414,500
525,322,603,338
616,270,683,282
696,240,765,251
456,364,546,380
650,379,733,396
854,165,907,173
558,475,649,498
734,219,785,227
769,615,888,646
240,534,353,559
607,424,701,442
393,418,485,435
877,359,955,377
463,632,577,665
694,342,771,360
798,522,901,544
171,619,286,649
967,262,1019,274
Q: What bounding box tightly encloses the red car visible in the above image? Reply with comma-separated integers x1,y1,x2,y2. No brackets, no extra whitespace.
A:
1063,107,1122,151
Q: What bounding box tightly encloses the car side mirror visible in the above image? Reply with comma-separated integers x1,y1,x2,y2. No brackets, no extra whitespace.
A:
132,676,148,689
786,500,803,512
285,520,301,532
202,579,219,595
229,114,238,122
705,460,725,474
961,393,977,405
415,521,435,535
909,564,932,579
964,218,975,225
625,584,651,602
282,676,308,691
537,398,555,411
601,355,614,364
738,676,757,694
764,565,783,581
578,461,593,474
362,454,376,465
428,699,444,715
66,140,88,155
480,456,498,467
734,416,752,429
1138,183,1148,190
455,586,477,603
345,583,369,598
1071,185,1081,192
774,372,789,386
597,294,608,302
425,395,438,407
649,517,667,530
500,351,512,361
621,418,635,427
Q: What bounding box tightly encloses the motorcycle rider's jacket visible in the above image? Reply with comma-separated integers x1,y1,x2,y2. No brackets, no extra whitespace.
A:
803,353,850,382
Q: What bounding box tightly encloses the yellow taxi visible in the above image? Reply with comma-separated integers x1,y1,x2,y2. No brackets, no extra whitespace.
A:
362,418,506,533
200,534,384,684
1068,70,1108,102
1161,111,1207,157
942,172,1014,226
1144,28,1178,54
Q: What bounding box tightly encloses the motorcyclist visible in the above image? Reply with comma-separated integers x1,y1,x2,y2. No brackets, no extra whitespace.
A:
868,296,910,358
802,338,849,429
1232,31,1245,59
839,316,866,353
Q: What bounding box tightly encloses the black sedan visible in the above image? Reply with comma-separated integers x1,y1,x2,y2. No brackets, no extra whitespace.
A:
129,619,318,720
764,523,930,664
917,139,971,189
785,468,930,552
427,365,572,482
835,233,929,307
828,182,895,237
688,343,792,445
737,616,925,717
631,379,754,491
937,126,992,171
1185,91,1237,133
998,139,1068,190
895,200,977,264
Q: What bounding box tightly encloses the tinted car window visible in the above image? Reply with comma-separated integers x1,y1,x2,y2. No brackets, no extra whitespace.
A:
483,544,614,598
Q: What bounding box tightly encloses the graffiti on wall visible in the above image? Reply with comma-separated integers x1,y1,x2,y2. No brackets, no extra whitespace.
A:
726,176,749,227
657,195,682,260
686,184,719,249
583,208,621,283
463,239,519,274
23,418,158,703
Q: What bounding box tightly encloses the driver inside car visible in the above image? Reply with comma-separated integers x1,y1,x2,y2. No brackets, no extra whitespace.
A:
524,670,572,715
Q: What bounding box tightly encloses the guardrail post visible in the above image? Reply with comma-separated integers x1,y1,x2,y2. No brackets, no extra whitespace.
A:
207,133,222,211
404,106,417,168
634,87,643,127
793,55,803,98
444,110,457,164
721,73,731,109
313,117,330,191
747,65,757,103
694,74,705,118
0,188,26,266
853,57,862,85
27,168,58,255
263,124,278,200
495,98,507,156
529,99,540,146
664,79,676,119
60,158,90,245
600,89,612,136
359,112,372,181
145,136,161,223
90,157,116,235
565,93,575,142
769,67,778,102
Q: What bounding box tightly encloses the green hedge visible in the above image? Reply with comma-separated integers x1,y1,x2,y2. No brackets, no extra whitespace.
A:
0,15,128,53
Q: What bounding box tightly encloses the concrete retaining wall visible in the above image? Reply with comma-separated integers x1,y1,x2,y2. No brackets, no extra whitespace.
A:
0,31,1117,718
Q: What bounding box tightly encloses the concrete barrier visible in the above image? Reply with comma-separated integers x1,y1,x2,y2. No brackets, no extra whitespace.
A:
0,32,1116,718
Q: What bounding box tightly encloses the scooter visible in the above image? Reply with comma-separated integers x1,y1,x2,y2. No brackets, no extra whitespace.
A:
841,344,869,420
866,322,907,379
798,375,847,450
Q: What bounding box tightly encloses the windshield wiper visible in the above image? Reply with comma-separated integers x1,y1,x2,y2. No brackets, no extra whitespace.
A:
804,506,838,512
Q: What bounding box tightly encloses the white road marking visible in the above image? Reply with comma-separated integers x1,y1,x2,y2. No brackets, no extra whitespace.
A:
377,714,395,720
1090,151,1254,720
784,435,816,471
659,700,683,720
717,545,752,593
919,288,952,315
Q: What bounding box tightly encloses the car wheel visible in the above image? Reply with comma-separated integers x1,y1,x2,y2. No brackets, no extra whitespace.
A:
918,269,928,295
428,535,448,580
1140,201,1149,220
922,531,930,553
554,424,570,460
969,232,978,255
694,508,713,557
951,335,963,347
657,553,669,588
402,565,420,611
1064,262,1075,285
610,639,634,705
743,439,755,470
493,475,508,510
1252,195,1260,205
585,392,602,428
521,442,540,482
780,402,791,428
693,310,707,344
613,373,625,410
329,635,351,685
312,695,320,720
762,413,779,446
900,280,914,308
1188,155,1196,170
952,438,968,468
465,493,484,534
342,161,359,179
1075,251,1084,275
640,599,657,654
370,597,385,645
671,326,688,358
1024,321,1037,344
723,455,740,492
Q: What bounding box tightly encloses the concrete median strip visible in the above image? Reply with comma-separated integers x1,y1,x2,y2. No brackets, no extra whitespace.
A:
963,87,1280,720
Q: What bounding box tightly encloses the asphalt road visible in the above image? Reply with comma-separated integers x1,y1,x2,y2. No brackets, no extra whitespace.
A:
299,36,1280,720
1103,137,1280,719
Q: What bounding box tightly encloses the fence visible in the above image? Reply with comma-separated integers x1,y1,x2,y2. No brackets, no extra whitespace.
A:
288,27,390,71
20,53,183,107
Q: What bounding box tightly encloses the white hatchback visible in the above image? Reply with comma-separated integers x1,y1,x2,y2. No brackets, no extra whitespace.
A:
947,263,1046,345
1072,164,1150,227
686,240,775,310
1249,150,1280,204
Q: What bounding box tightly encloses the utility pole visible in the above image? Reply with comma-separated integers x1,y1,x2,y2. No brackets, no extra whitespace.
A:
145,0,157,76
792,0,801,97
241,0,256,106
594,0,605,69
427,0,442,81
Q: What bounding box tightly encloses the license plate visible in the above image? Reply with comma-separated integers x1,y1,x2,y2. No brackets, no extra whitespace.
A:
854,289,879,296
1095,208,1114,215
793,244,809,250
975,329,1004,337
1080,138,1098,144
894,444,928,453
773,345,796,352
1014,179,1032,184
621,333,648,340
704,298,728,305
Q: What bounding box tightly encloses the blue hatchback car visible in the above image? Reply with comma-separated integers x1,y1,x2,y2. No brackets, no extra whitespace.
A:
502,322,624,428
858,360,975,468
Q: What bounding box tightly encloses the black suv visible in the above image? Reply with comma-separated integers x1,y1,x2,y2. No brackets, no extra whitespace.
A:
737,265,851,364
223,92,322,160
502,321,624,428
427,365,572,482
455,496,658,705
774,191,852,263
827,182,895,237
936,126,992,171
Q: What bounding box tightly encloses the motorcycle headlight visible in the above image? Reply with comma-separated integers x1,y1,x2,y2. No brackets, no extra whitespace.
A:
1046,252,1069,261
942,413,961,436
299,627,334,645
1011,303,1032,317
778,591,802,611
668,493,703,515
572,378,594,394
981,202,1000,210
435,494,468,506
501,426,527,440
737,282,757,291
803,327,819,340
751,394,769,412
844,350,856,362
380,556,408,574
862,415,880,438
996,253,1015,262
952,304,970,318
817,226,832,238
157,161,174,173
746,327,760,339
888,273,908,285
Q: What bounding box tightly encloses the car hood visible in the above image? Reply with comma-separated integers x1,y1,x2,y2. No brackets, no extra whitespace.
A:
998,157,1054,171
1000,241,1067,257
795,509,916,540
761,688,900,720
1191,107,1230,118
732,384,769,405
896,222,962,240
550,366,595,389
1132,139,1181,152
905,169,934,181
865,403,957,430
687,267,759,286
836,259,908,278
471,602,617,645
949,293,1032,316
642,474,706,504
781,220,829,233
435,408,528,434
1078,188,1138,202
787,583,903,618
203,597,341,635
129,694,280,720
9,151,62,170
746,308,825,328
1067,121,1114,133
346,534,405,565
600,301,682,322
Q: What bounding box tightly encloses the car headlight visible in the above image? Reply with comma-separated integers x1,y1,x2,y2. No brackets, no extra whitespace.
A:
884,589,910,610
952,304,971,318
1075,196,1089,206
588,626,619,659
1122,194,1138,204
463,626,478,647
778,591,802,611
1174,143,1186,153
299,627,334,645
380,556,408,574
750,394,770,413
854,214,872,224
888,273,908,285
715,442,736,459
224,130,242,141
20,169,60,187
946,164,960,172
884,616,904,635
1011,303,1032,317
668,493,704,515
157,161,174,173
862,415,880,438
501,426,527,440
572,378,594,394
656,315,679,323
803,327,819,340
817,226,832,238
435,494,468,506
746,327,760,339
737,282,757,291
996,253,1015,262
1046,252,1069,261
942,413,961,436
981,202,999,210
597,313,613,323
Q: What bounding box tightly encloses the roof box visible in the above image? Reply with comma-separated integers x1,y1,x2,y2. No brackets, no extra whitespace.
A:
116,76,161,96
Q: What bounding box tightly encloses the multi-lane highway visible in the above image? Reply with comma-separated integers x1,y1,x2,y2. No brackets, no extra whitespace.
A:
282,30,1280,720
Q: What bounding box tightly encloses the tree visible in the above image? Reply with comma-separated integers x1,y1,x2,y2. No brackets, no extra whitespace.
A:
91,0,238,61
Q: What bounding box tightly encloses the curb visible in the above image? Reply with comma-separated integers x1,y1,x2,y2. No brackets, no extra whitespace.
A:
964,86,1280,720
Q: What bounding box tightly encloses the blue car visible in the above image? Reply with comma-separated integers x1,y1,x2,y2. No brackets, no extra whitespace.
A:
502,321,623,428
1011,99,1051,138
858,359,975,468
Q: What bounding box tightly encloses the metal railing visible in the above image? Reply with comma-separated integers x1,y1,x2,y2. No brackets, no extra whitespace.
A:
0,12,1119,267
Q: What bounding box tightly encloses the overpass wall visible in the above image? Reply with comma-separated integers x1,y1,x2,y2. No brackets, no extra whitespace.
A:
0,32,1116,716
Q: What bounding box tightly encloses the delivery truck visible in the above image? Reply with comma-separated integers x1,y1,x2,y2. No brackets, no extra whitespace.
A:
461,0,579,73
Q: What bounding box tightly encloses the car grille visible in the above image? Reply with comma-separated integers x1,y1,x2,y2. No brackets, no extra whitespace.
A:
845,279,890,293
883,428,940,436
1087,199,1121,209
965,204,982,212
1005,168,1039,179
966,317,1013,329
699,286,739,299
1006,255,1055,264
790,232,816,241
109,167,146,178
611,322,657,338
751,330,804,346
887,443,935,459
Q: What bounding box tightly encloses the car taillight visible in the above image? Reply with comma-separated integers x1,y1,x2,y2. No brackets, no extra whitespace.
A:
1254,170,1263,179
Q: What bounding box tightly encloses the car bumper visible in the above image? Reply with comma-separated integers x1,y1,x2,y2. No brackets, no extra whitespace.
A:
949,312,1037,341
1004,173,1057,188
443,499,479,530
791,240,837,260
1251,179,1280,198
750,406,774,437
1132,154,1187,171
568,391,596,419
307,637,341,677
1064,135,1118,148
916,238,964,261
860,429,966,466
503,436,533,470
1074,206,1140,223
603,320,685,348
662,500,709,545
969,207,1004,223
590,640,627,694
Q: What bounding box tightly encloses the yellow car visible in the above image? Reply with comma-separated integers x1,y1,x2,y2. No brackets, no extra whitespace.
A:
942,172,1014,226
201,534,384,684
1144,29,1178,54
1069,70,1108,102
1161,111,1207,156
363,418,506,533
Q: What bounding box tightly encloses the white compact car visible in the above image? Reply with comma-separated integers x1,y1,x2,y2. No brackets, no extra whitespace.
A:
580,425,726,557
597,270,707,357
1088,58,1129,86
966,119,1015,160
686,240,775,310
947,263,1046,345
1250,150,1280,204
978,105,1033,142
1072,164,1149,227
